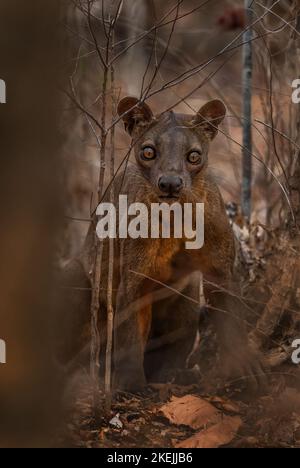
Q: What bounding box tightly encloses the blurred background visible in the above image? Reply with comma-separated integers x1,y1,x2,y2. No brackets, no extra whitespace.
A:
0,0,65,447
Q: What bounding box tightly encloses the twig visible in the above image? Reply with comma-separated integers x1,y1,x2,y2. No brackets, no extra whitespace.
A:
241,0,253,220
105,35,116,413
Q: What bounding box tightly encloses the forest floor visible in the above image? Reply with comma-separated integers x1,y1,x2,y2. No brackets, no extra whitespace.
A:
61,216,300,449
62,364,300,448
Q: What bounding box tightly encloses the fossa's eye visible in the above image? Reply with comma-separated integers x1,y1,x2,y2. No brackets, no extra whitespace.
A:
142,146,156,161
187,150,202,165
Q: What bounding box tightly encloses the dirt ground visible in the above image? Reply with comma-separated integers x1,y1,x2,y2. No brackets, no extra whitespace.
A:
61,364,300,448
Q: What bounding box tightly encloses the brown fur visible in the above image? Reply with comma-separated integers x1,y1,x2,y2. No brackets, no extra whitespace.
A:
57,98,264,392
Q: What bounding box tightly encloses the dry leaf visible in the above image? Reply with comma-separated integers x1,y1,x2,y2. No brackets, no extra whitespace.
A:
160,395,220,430
176,415,242,449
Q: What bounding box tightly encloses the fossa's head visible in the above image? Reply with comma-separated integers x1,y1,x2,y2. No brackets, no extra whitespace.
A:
118,97,226,200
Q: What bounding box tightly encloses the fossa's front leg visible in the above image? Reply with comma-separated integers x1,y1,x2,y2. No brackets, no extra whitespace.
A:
113,270,152,392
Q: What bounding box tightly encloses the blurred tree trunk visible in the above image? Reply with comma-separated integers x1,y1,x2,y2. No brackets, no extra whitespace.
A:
0,0,65,447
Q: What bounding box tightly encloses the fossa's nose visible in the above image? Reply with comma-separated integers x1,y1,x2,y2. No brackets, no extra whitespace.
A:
158,175,183,196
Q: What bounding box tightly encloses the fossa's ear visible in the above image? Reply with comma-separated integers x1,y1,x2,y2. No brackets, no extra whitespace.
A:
193,100,226,140
117,97,154,136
